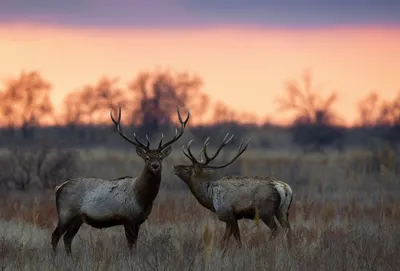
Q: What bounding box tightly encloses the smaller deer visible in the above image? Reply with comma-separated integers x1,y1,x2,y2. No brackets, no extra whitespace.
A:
172,134,293,248
51,106,190,255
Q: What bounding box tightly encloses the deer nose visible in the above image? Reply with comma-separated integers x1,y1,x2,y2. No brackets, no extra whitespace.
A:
151,163,160,171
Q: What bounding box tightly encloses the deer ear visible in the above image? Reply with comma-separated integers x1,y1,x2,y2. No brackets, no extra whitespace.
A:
160,146,172,158
136,146,147,158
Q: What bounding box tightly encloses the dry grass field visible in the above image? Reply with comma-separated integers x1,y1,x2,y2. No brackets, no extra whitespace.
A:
0,146,399,270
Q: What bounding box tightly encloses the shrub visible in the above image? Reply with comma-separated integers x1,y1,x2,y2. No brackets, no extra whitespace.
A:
0,146,81,191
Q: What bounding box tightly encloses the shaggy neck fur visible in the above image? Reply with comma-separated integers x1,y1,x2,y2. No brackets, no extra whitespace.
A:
185,172,215,211
135,166,162,208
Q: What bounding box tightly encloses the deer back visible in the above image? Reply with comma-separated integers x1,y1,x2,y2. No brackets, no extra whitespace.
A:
55,177,145,219
211,176,288,215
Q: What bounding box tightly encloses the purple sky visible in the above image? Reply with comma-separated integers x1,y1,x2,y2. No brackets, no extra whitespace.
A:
0,0,399,28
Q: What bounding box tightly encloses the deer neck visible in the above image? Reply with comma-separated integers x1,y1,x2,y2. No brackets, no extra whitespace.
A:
186,174,215,212
135,167,162,208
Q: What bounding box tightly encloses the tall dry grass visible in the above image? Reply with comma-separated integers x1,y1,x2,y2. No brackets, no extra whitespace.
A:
0,147,399,270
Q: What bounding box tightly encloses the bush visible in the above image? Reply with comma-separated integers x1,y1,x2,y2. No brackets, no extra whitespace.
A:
0,146,81,191
292,124,344,149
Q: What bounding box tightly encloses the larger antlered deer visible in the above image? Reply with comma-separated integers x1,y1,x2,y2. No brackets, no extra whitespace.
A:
172,134,293,248
51,106,190,255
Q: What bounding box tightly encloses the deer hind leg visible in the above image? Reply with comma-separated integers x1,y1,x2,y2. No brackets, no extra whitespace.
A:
51,214,75,253
276,212,292,250
124,222,140,251
63,219,83,255
261,216,279,241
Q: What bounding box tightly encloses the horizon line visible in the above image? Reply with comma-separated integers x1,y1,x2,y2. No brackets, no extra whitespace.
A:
2,21,400,32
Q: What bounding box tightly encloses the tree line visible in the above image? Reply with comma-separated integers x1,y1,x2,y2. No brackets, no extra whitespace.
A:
0,68,399,149
0,69,258,138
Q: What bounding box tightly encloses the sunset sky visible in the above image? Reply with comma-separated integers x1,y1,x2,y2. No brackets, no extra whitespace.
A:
1,1,400,125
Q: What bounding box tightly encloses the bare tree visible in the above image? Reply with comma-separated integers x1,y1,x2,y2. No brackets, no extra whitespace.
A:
63,76,127,127
63,91,82,127
237,112,259,124
212,101,258,124
357,91,381,127
376,90,400,126
357,90,400,126
0,71,53,139
128,69,209,133
212,101,238,124
276,70,340,125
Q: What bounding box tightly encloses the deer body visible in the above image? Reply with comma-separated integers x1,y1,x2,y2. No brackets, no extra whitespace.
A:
210,177,291,220
55,174,160,229
173,134,293,248
51,106,189,255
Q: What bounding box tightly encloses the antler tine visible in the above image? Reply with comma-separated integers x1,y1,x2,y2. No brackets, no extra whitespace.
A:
145,134,151,148
199,137,211,164
186,139,199,163
197,148,205,162
158,106,190,151
110,106,121,124
132,132,149,149
110,107,143,147
181,139,200,164
204,137,251,169
158,133,164,149
197,137,210,163
176,104,190,124
202,133,234,164
181,145,194,163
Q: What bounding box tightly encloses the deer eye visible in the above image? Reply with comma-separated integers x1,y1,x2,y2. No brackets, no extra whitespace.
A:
145,156,150,161
185,168,189,172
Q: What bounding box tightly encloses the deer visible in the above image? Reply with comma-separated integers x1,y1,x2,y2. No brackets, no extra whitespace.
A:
172,133,293,249
51,106,190,255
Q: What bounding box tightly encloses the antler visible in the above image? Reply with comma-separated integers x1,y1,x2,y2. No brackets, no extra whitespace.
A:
200,133,234,164
110,106,150,149
157,106,190,151
181,139,199,164
182,133,250,169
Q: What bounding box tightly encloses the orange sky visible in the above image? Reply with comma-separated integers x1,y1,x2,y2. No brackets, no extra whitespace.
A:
0,23,399,126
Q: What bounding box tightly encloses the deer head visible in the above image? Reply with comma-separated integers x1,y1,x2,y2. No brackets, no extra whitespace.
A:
110,106,190,174
173,133,250,182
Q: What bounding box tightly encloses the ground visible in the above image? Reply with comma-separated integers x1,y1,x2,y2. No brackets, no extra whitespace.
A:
0,148,399,270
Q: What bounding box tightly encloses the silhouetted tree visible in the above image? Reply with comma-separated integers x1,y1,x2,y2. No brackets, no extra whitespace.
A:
128,69,209,134
63,91,82,127
357,90,400,127
0,71,53,139
357,91,381,127
376,90,400,126
276,70,343,149
63,76,127,127
357,90,400,143
211,101,258,124
237,112,259,124
213,101,238,124
276,70,340,125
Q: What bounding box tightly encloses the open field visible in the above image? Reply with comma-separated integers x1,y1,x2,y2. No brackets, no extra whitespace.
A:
1,147,400,270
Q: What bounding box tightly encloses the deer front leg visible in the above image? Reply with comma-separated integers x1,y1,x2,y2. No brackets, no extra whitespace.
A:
124,222,140,251
231,220,242,248
220,222,232,248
